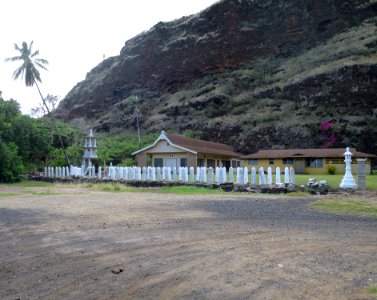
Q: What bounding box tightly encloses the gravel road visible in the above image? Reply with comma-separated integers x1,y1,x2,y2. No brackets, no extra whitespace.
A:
0,187,376,299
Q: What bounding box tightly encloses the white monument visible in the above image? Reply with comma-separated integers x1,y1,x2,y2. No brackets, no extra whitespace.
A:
82,129,98,176
340,147,357,189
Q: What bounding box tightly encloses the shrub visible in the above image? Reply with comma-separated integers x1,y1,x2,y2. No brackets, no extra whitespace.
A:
327,165,336,175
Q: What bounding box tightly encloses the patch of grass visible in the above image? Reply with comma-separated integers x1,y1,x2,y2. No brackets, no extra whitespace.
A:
94,183,136,193
367,285,377,296
0,193,18,197
87,183,225,194
84,182,94,188
21,188,59,196
311,199,377,218
295,174,377,190
13,181,53,188
158,185,225,195
285,191,311,197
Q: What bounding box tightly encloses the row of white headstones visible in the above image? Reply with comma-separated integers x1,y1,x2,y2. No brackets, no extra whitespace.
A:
44,166,295,186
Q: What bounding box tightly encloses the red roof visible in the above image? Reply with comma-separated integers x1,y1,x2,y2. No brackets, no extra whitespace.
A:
166,134,240,157
242,148,376,159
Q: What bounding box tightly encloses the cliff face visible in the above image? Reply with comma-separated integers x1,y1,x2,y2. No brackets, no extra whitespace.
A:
56,0,377,154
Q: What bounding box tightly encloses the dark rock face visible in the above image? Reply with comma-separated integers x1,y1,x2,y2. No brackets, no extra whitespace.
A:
56,0,377,154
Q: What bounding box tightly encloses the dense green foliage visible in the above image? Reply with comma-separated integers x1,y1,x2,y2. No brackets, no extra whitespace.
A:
0,96,157,182
97,133,156,167
0,97,82,182
327,165,337,175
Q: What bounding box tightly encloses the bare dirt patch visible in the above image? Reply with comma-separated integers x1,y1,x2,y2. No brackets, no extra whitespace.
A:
0,187,376,299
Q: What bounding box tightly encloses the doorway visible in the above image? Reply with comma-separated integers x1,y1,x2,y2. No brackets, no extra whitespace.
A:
166,158,177,169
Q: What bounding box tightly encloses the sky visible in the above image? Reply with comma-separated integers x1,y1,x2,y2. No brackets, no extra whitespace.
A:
0,0,219,114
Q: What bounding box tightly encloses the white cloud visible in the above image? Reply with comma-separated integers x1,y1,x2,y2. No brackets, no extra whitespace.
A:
0,0,219,114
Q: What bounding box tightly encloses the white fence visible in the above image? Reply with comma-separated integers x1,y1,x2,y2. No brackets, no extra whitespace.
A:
44,166,295,186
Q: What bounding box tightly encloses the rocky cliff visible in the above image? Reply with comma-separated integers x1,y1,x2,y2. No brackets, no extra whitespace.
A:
55,0,377,154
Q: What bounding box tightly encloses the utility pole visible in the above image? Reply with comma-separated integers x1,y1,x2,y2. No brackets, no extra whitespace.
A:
135,106,141,144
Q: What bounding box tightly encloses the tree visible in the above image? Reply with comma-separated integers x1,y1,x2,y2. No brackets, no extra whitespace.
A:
5,41,70,165
31,94,59,117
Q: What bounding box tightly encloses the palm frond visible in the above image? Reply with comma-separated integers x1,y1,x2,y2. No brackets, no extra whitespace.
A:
4,55,22,62
13,43,21,52
6,40,48,87
12,65,25,81
28,41,34,54
35,61,48,71
35,58,48,65
31,50,40,58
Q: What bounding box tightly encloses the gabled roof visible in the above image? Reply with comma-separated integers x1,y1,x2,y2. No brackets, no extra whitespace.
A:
132,131,240,157
242,148,376,159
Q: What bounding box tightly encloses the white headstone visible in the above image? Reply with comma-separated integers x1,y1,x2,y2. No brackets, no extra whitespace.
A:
243,167,249,185
340,147,357,189
190,167,195,183
276,166,282,186
284,167,290,184
251,167,256,185
228,167,234,183
168,167,172,181
236,167,244,185
208,167,214,184
183,167,189,182
157,167,161,181
221,167,226,184
289,167,295,185
178,167,183,182
267,167,272,185
201,167,207,183
259,167,267,185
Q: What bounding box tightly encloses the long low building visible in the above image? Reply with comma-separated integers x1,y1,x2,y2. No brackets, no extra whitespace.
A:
132,131,241,169
241,148,376,174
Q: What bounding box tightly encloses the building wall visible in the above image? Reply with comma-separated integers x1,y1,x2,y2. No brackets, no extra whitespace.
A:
146,140,187,153
187,153,197,168
196,154,236,169
242,158,292,172
242,158,372,174
137,153,147,168
144,153,238,169
151,153,192,168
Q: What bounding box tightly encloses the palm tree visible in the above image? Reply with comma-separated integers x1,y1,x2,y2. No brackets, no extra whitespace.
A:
6,41,70,165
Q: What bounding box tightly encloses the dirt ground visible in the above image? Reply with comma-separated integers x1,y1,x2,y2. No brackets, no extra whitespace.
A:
0,186,376,300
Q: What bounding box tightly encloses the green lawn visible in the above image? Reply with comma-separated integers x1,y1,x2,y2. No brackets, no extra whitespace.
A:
295,174,377,190
0,192,18,197
311,199,377,218
86,183,225,194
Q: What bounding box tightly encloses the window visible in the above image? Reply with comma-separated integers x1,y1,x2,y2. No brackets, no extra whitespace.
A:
269,159,274,165
326,159,343,164
180,158,187,167
207,159,215,168
231,160,241,168
197,158,204,167
283,158,293,165
154,158,163,167
306,158,323,168
248,159,258,165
